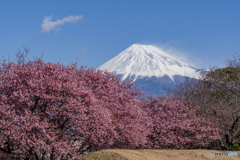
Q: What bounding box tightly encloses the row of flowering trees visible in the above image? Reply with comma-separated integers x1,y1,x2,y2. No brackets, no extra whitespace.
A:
0,56,224,160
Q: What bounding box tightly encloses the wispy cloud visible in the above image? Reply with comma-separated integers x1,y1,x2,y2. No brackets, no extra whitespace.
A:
40,15,83,33
140,42,206,69
72,47,88,61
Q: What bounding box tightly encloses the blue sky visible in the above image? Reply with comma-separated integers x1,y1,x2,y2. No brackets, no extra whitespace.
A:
1,0,240,71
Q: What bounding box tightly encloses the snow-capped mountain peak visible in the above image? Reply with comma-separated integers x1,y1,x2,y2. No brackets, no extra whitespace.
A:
97,44,206,83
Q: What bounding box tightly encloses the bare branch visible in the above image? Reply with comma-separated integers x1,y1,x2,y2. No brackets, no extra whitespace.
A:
164,53,240,150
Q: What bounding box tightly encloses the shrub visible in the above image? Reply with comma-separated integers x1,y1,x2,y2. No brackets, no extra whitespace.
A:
230,137,240,151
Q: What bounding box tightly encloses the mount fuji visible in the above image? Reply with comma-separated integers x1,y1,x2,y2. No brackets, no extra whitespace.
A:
97,44,209,97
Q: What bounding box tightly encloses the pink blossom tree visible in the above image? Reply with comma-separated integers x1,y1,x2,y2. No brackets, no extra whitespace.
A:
0,59,151,160
80,67,152,150
140,95,225,150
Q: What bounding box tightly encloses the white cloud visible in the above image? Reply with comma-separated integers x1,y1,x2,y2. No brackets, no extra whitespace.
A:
40,15,84,33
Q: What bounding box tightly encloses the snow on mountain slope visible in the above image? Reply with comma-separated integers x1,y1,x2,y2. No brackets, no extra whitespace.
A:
97,44,208,85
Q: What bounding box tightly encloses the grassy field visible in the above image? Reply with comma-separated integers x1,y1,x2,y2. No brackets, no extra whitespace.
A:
81,149,240,160
3,149,240,160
